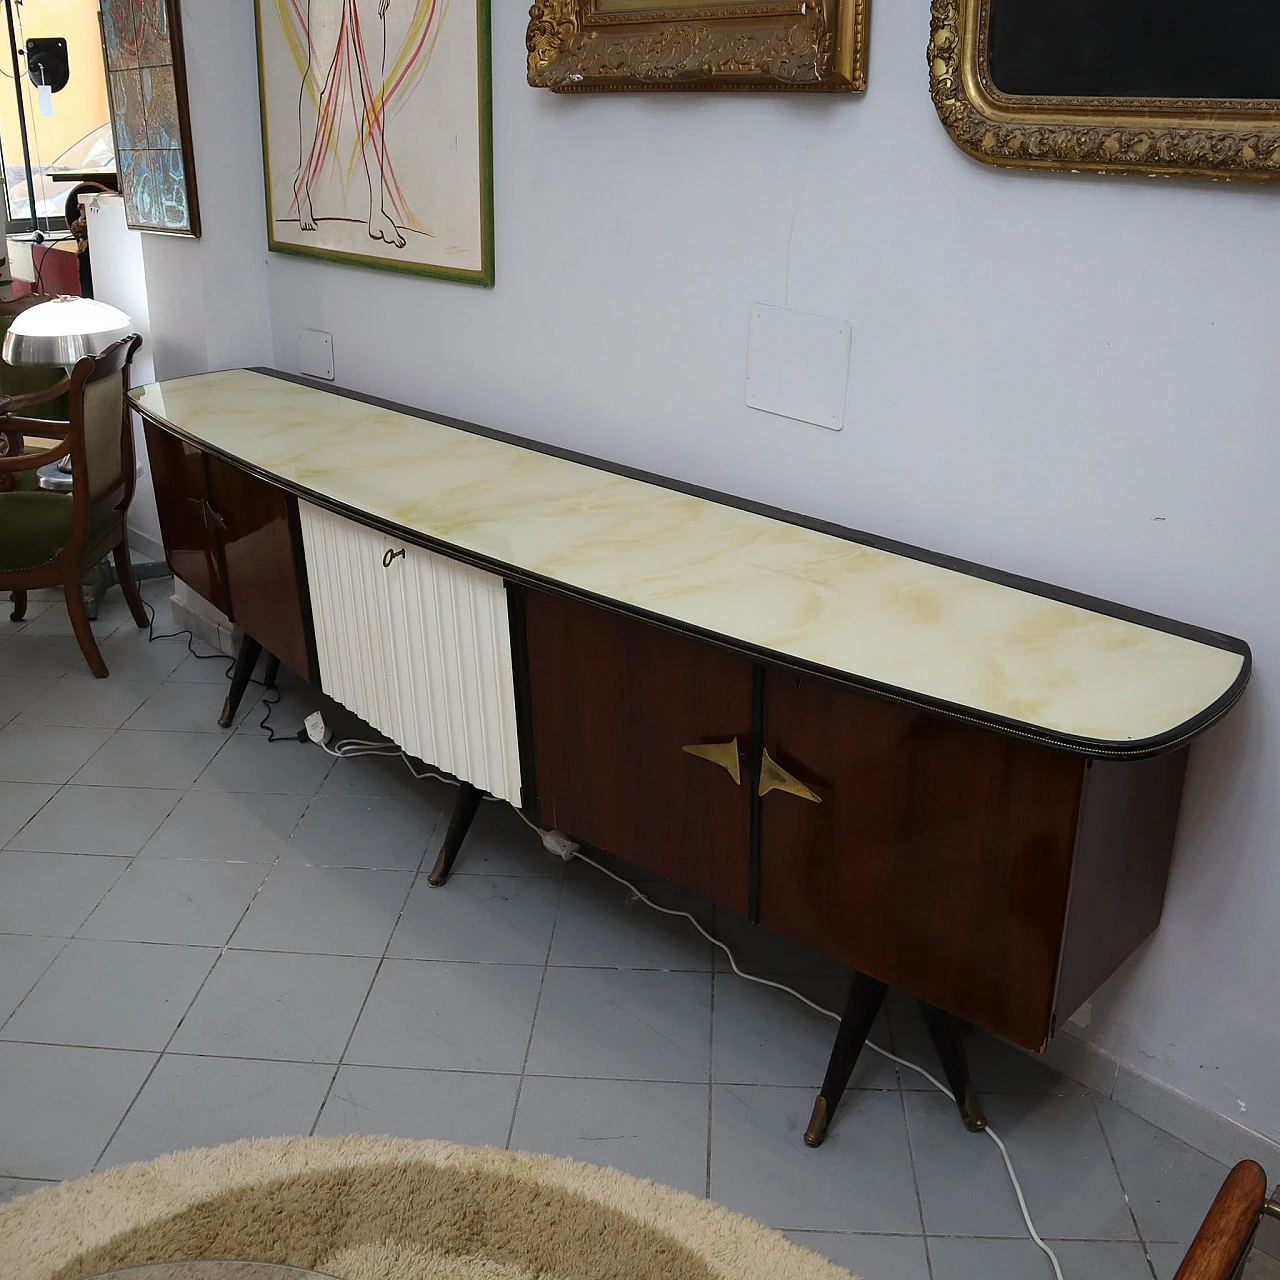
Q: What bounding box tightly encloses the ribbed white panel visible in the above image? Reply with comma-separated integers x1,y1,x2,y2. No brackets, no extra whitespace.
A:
298,502,523,805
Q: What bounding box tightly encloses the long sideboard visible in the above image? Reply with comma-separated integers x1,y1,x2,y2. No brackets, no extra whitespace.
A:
133,368,1251,1148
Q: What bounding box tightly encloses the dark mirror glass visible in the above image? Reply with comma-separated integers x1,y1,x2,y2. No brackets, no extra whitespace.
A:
988,0,1280,100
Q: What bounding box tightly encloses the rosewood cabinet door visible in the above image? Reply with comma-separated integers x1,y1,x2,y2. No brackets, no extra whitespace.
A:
206,455,314,683
143,422,229,615
759,671,1085,1049
524,590,754,912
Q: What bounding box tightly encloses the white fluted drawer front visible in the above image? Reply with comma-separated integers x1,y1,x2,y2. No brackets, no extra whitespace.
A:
299,501,522,806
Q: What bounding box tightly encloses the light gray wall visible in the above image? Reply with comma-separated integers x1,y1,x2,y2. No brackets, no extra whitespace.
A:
136,3,273,381
187,2,1278,1141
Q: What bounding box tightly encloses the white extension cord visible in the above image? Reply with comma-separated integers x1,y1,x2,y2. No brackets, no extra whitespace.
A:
307,719,1065,1280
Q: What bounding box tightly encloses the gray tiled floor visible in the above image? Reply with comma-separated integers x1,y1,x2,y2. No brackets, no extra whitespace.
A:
0,580,1270,1279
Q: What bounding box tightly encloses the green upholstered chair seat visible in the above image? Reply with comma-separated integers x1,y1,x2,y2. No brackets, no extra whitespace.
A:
0,490,115,572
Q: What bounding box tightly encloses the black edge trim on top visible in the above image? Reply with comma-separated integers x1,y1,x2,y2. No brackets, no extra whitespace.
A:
286,494,322,689
132,375,1253,761
504,580,540,824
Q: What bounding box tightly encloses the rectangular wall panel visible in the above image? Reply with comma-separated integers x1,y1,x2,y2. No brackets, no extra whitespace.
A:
298,502,522,805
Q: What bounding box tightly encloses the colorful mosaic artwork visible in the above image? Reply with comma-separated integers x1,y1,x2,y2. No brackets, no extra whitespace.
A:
100,0,200,235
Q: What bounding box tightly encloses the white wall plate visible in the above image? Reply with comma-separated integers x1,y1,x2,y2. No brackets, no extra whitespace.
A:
745,303,852,433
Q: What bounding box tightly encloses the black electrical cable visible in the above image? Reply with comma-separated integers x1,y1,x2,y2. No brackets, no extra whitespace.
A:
141,595,300,744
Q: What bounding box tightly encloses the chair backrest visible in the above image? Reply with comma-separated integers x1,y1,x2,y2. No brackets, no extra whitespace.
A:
64,334,143,547
0,305,70,422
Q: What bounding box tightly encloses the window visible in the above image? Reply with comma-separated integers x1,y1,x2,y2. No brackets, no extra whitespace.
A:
0,0,115,234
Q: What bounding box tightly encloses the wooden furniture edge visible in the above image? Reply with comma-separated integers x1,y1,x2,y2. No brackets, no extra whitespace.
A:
1174,1160,1269,1280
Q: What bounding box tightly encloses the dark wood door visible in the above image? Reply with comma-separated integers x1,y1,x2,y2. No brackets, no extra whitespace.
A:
525,590,754,911
206,454,314,682
143,422,228,615
759,671,1085,1049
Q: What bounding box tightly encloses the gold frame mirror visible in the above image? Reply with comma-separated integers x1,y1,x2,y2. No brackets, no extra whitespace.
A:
527,0,869,93
929,0,1280,181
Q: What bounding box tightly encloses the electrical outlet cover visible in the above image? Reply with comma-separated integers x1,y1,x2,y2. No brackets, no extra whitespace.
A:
745,304,852,432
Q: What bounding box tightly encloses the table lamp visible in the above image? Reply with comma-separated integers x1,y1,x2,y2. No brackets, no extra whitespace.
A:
2,295,132,368
1,295,134,494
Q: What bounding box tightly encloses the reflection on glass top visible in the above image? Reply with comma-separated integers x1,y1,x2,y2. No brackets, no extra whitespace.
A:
85,1263,338,1280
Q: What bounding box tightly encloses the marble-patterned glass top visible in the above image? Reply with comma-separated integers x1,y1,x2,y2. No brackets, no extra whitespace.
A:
133,370,1246,750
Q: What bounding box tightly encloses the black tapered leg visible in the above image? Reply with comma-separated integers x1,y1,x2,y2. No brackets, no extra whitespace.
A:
804,972,889,1147
427,783,484,887
219,634,263,728
919,1000,987,1133
262,654,282,690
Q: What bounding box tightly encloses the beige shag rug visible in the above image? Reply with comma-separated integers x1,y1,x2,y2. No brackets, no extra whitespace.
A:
0,1136,861,1280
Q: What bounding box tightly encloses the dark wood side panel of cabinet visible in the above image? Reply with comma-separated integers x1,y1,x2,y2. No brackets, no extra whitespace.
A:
759,670,1086,1050
206,455,314,683
143,422,229,615
144,424,314,683
524,589,754,912
1053,749,1188,1022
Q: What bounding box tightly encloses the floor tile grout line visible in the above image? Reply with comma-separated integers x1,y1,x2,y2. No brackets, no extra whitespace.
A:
504,870,567,1152
0,936,74,1040
307,802,447,1137
706,969,717,1200
88,855,281,1172
1092,1094,1162,1279
897,1058,937,1280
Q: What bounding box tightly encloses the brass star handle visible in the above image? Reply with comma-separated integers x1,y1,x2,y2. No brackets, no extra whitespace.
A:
682,738,742,787
185,496,227,532
759,749,821,804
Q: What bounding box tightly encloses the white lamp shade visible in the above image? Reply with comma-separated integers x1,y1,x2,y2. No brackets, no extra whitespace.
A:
2,296,133,367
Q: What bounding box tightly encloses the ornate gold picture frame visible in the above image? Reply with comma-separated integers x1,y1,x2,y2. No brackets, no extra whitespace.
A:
528,0,869,93
929,0,1280,181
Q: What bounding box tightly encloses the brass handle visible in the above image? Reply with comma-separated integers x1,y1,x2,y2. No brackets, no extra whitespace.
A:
186,497,226,532
759,749,821,804
683,738,742,787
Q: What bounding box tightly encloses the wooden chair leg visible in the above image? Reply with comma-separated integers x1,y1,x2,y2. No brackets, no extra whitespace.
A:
112,543,149,628
9,589,26,622
63,573,108,678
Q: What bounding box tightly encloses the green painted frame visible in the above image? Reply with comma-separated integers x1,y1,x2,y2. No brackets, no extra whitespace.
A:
253,0,494,288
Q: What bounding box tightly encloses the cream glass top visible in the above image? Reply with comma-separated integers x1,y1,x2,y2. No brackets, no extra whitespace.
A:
132,370,1246,750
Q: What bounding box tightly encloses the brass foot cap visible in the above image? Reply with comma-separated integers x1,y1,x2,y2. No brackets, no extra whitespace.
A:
962,1082,987,1133
217,698,235,729
803,1096,829,1148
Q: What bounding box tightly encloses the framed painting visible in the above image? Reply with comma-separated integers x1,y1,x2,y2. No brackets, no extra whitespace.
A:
930,0,1280,181
99,0,201,236
527,0,869,93
255,0,494,286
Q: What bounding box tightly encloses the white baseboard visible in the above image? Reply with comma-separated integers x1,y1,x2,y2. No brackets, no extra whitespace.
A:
1036,1028,1280,1174
126,527,165,564
171,586,238,658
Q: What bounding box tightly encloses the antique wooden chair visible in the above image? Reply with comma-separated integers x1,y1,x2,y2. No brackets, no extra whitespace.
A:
1175,1160,1279,1280
0,334,147,676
